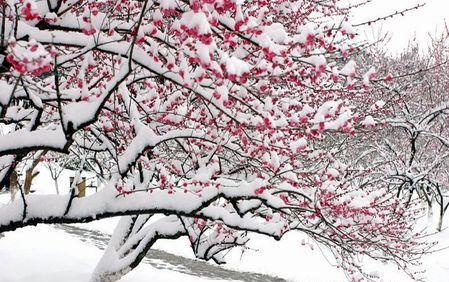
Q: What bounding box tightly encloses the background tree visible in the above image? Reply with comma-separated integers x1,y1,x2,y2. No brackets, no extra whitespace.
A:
358,31,449,232
43,152,72,195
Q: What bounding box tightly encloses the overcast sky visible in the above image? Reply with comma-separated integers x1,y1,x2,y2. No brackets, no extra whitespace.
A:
351,0,449,53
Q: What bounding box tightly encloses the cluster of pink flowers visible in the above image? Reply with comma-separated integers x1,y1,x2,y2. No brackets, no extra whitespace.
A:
6,40,54,76
20,0,40,21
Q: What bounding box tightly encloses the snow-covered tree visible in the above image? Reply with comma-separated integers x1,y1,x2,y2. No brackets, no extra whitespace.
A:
0,0,428,280
371,33,449,232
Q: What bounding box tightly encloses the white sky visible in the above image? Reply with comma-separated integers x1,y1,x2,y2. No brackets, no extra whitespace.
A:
351,0,449,53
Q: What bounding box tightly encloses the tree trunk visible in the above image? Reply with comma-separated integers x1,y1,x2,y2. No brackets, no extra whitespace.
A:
24,151,46,195
54,179,60,195
437,213,443,232
437,202,444,232
78,179,86,197
24,170,32,195
9,171,17,201
427,201,433,225
90,215,184,282
70,177,87,197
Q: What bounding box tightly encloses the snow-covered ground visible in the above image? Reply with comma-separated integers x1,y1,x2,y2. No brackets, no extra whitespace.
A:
79,217,350,282
0,224,233,282
1,167,449,281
